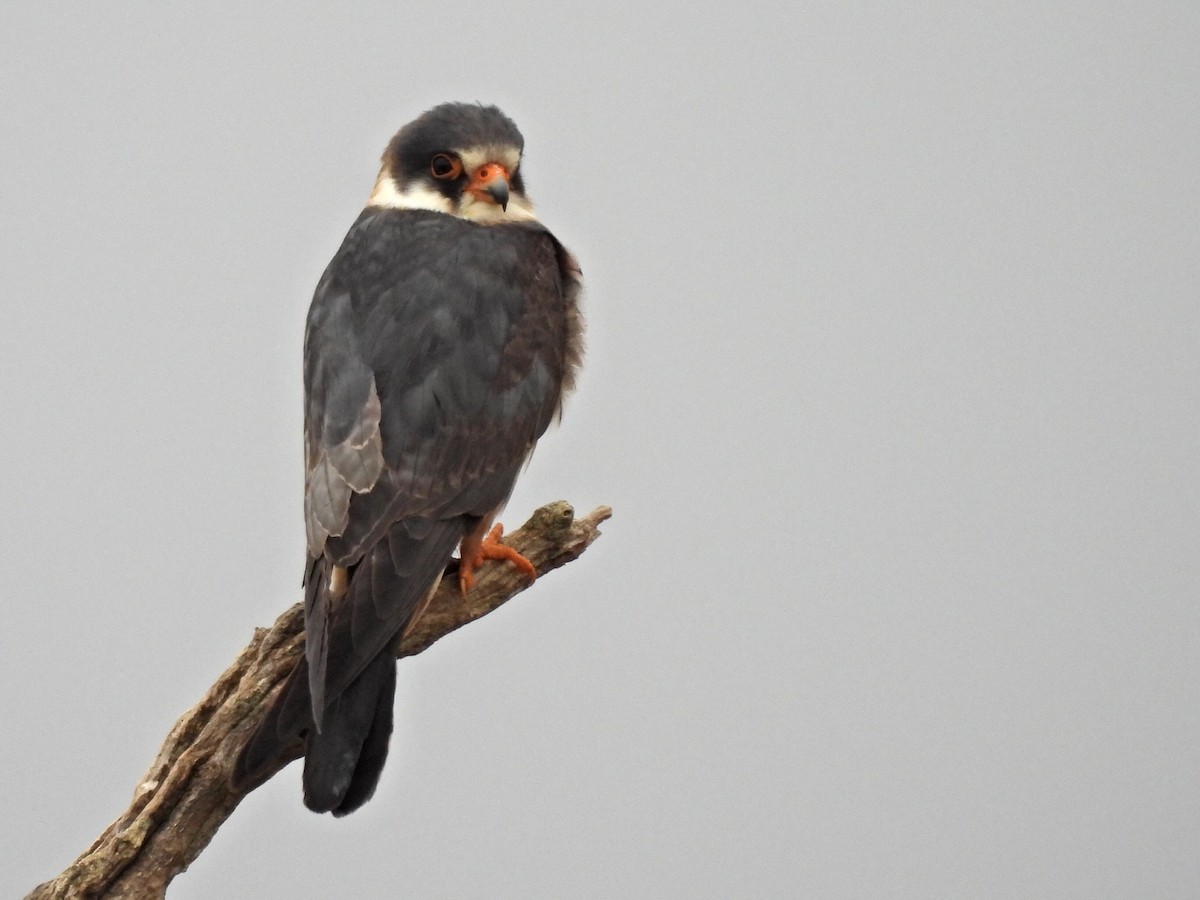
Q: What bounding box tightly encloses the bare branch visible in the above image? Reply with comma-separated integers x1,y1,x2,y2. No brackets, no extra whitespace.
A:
27,502,611,900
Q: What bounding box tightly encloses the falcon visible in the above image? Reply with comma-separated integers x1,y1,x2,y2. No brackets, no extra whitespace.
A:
233,102,583,815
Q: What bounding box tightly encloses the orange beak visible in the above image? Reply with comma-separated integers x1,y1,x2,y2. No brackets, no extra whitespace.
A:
467,163,511,210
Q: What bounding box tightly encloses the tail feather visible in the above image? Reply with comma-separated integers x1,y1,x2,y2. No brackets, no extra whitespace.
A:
232,647,398,813
231,515,467,812
302,647,396,814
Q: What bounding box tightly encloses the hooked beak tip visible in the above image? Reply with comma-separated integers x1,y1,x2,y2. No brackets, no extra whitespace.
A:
485,181,510,211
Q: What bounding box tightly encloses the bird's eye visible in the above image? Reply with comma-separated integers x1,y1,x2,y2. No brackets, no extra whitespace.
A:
430,154,462,180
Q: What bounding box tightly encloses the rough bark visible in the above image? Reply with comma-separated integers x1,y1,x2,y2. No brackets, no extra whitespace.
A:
27,501,611,900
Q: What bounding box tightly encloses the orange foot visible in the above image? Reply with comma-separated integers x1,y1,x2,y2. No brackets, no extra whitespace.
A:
458,523,537,597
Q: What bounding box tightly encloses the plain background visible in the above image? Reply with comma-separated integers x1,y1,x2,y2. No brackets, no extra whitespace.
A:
3,3,1198,898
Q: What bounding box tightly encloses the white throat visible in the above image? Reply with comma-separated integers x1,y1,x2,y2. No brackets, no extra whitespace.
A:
367,175,539,224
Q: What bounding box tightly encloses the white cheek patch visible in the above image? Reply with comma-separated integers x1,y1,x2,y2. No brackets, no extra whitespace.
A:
366,167,539,224
367,176,454,213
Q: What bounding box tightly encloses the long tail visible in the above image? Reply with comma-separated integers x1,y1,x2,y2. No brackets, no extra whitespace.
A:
302,645,397,814
233,645,397,815
232,516,465,813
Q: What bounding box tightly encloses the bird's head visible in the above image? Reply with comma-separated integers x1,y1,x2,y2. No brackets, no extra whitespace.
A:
368,102,538,224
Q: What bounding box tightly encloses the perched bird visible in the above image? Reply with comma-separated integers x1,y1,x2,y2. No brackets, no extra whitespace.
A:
233,102,583,815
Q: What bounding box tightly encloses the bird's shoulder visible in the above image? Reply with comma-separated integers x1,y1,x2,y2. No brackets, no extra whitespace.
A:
329,208,560,282
305,209,566,377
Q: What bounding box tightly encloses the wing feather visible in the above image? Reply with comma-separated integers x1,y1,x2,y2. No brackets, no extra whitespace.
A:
299,207,581,721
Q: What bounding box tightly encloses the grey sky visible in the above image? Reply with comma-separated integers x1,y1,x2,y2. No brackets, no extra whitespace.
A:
3,3,1198,897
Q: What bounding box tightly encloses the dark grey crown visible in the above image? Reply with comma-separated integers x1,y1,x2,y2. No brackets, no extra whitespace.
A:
385,103,524,176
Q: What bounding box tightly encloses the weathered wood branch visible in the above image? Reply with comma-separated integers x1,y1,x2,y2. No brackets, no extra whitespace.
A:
28,501,611,900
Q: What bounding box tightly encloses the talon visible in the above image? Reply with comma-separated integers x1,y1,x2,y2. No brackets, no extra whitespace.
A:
457,523,536,597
